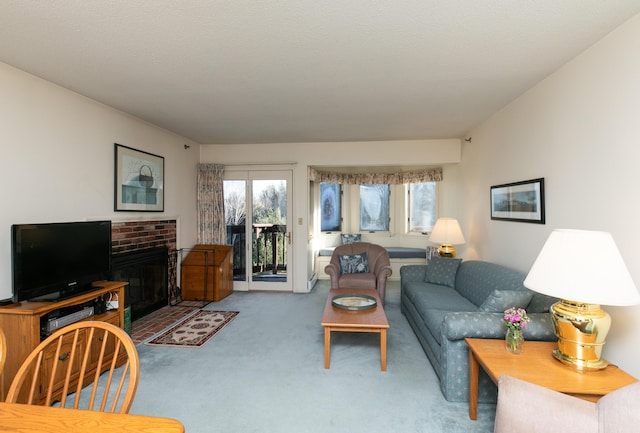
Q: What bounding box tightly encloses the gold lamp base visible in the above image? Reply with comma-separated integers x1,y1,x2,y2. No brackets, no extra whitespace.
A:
550,300,611,371
438,244,457,258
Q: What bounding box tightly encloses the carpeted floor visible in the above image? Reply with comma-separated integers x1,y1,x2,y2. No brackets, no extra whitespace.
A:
129,280,496,433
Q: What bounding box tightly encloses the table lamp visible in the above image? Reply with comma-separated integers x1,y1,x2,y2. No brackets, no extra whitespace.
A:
429,218,465,258
523,229,640,370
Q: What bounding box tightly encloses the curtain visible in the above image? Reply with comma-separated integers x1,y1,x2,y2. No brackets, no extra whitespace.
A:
196,163,226,245
308,167,442,184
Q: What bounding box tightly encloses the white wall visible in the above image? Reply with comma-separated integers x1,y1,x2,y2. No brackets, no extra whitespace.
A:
200,140,462,292
0,62,199,300
460,13,640,377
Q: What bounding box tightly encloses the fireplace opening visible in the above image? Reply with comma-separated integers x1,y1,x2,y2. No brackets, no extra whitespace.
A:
111,247,168,320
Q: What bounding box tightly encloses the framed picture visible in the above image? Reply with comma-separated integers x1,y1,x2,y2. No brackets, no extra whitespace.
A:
114,143,164,212
490,178,545,224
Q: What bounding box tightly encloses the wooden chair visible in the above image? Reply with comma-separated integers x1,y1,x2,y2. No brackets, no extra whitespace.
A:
6,321,139,414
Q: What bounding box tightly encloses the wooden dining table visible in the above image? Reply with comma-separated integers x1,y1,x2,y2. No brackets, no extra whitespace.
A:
0,402,185,432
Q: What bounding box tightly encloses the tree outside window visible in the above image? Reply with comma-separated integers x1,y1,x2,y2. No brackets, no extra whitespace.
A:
360,184,390,231
409,182,437,233
320,183,341,232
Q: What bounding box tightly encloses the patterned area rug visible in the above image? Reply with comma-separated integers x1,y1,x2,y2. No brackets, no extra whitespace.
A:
145,310,239,348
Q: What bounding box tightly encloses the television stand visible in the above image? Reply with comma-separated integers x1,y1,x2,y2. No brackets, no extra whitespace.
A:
0,281,127,402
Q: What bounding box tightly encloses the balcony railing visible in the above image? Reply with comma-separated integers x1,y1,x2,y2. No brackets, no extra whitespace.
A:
226,224,287,281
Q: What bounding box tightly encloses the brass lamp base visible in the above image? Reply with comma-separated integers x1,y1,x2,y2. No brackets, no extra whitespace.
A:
437,244,457,258
550,300,611,371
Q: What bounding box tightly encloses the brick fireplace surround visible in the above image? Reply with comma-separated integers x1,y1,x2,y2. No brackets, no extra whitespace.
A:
111,220,178,314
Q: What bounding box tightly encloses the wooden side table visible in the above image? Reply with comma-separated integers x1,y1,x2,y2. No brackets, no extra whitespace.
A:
465,338,638,420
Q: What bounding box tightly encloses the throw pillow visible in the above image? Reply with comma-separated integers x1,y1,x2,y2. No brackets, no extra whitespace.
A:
338,253,369,275
340,233,361,245
477,290,534,312
424,256,462,288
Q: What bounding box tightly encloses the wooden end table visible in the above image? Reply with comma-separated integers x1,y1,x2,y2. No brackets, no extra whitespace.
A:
321,288,389,371
465,338,638,420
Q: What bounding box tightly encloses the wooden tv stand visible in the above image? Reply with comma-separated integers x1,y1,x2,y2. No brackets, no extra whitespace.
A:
0,281,127,401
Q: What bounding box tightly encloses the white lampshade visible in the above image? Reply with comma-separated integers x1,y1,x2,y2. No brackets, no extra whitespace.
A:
429,218,466,245
524,229,640,306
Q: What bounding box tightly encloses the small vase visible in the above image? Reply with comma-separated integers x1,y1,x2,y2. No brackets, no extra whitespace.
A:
505,328,524,354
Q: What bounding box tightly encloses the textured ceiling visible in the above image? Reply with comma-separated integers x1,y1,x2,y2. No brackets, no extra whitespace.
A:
2,1,639,144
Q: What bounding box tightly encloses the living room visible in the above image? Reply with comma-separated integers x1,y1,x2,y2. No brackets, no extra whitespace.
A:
1,3,640,431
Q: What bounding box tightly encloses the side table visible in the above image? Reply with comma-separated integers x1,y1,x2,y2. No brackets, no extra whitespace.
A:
465,338,638,420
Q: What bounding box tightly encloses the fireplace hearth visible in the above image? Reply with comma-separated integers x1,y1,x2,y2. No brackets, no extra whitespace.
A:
111,247,168,320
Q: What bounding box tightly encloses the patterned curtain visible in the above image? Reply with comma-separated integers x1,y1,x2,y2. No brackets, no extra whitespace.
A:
197,163,226,245
308,167,442,184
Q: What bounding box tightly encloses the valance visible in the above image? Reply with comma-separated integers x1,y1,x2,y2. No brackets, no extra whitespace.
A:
308,167,442,184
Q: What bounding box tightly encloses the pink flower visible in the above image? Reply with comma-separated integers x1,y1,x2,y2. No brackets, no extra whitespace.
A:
502,307,531,332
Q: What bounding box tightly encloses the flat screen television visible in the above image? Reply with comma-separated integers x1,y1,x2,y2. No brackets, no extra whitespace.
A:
12,220,112,302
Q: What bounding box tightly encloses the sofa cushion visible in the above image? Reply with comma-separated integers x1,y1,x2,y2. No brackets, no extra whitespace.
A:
424,257,462,288
455,261,527,307
422,309,450,345
335,272,376,289
340,233,361,244
478,290,534,312
338,252,369,275
411,283,478,318
527,293,558,313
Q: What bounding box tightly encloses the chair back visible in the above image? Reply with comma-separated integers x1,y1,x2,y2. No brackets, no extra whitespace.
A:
6,321,139,414
329,242,390,272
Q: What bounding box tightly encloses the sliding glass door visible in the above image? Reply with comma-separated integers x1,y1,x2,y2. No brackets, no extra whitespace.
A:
224,171,293,291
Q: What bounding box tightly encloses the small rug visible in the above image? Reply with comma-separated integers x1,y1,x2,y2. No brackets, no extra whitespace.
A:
145,310,239,348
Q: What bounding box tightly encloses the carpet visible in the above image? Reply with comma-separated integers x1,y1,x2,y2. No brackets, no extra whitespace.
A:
145,309,239,347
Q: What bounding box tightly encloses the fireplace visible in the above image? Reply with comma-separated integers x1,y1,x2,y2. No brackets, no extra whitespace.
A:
110,219,178,318
111,247,168,320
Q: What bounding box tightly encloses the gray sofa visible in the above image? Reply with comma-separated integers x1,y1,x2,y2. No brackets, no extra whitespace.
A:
400,258,557,403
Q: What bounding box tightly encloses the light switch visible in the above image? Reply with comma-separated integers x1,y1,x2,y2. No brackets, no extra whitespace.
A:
298,217,303,225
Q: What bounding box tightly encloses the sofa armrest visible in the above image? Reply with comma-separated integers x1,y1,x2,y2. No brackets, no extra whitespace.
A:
376,265,392,282
324,263,340,288
442,312,556,342
400,265,427,285
373,260,392,277
495,376,597,433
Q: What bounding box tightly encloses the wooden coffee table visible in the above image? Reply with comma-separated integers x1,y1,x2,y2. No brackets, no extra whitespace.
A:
321,288,389,371
465,338,638,420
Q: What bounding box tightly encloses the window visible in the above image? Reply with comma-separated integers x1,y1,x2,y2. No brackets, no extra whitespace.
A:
320,183,341,232
359,184,390,231
408,182,437,233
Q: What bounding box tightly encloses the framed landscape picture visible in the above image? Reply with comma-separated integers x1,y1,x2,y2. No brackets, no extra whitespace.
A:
490,178,545,224
114,143,164,212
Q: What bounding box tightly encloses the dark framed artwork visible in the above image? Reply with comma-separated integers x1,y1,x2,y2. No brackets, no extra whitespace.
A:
490,178,545,224
114,143,164,212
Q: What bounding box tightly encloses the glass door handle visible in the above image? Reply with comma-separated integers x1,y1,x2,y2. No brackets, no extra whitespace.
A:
286,232,291,245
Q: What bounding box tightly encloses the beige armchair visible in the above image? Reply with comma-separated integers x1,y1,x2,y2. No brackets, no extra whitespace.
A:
324,242,392,303
494,375,640,433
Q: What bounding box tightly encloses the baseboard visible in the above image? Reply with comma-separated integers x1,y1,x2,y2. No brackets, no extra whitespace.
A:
307,272,318,291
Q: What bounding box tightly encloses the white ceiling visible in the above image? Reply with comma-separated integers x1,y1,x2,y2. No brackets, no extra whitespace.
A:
2,1,640,144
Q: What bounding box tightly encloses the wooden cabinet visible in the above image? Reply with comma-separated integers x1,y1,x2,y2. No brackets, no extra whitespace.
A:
181,245,233,302
41,330,86,400
0,281,127,402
